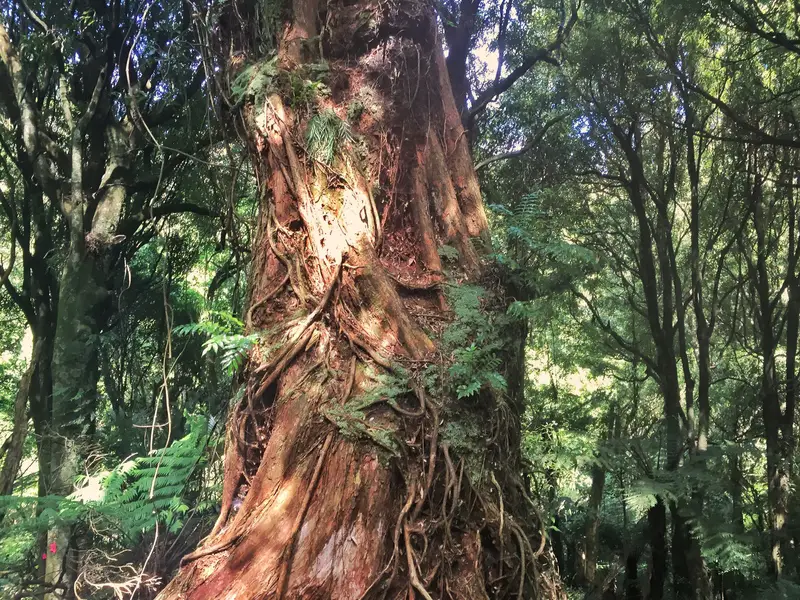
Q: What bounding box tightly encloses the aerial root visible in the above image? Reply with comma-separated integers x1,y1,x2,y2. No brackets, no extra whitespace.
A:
206,262,340,546
179,532,240,567
511,524,526,600
275,432,333,600
253,260,341,397
412,405,438,521
443,445,461,521
246,272,289,329
337,315,396,370
386,270,443,291
253,327,315,399
355,479,417,600
404,523,434,600
266,205,306,303
340,354,357,404
515,482,548,559
491,472,505,578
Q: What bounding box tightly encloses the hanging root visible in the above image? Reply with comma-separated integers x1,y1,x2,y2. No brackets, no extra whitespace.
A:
411,405,438,521
254,327,316,398
205,261,341,546
266,203,307,304
404,523,434,600
363,479,417,600
179,532,241,567
254,260,342,397
511,525,526,600
275,432,333,600
246,272,289,329
491,472,505,578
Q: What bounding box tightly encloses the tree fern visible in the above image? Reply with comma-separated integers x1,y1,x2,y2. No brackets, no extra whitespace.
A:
99,415,212,537
174,311,258,375
442,284,507,398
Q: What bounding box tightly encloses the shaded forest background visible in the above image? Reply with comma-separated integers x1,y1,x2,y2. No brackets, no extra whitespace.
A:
0,0,799,599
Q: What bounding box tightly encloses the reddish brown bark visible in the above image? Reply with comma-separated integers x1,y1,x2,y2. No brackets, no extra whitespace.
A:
157,1,562,598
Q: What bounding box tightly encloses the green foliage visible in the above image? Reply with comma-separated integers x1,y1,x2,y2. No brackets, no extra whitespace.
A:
702,529,765,578
174,311,258,375
437,245,461,262
231,58,279,105
622,479,671,515
0,414,213,588
289,64,331,109
99,414,212,537
347,99,365,122
0,416,213,557
305,109,353,165
354,369,412,411
0,527,35,588
230,56,330,110
323,398,401,457
441,284,507,399
487,192,597,299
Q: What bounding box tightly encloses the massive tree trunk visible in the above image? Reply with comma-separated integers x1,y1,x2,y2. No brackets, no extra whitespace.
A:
45,249,108,595
158,1,560,599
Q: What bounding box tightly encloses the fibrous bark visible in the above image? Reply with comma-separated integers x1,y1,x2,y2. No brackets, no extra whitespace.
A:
157,1,562,598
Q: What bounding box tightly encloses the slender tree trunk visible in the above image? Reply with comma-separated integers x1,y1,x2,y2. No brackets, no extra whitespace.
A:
28,326,55,585
750,166,788,577
670,503,694,598
648,498,667,600
582,462,605,587
158,1,560,598
764,378,787,577
624,550,641,600
613,114,710,599
683,109,713,600
782,164,799,577
0,340,41,501
730,453,744,533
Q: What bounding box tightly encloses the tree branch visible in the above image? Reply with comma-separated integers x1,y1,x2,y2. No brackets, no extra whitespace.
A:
467,1,578,121
720,0,800,57
144,69,205,128
572,286,659,376
19,0,49,34
117,202,221,234
0,20,59,201
475,115,565,171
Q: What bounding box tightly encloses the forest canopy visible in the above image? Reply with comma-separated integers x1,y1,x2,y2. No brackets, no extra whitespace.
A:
0,1,798,599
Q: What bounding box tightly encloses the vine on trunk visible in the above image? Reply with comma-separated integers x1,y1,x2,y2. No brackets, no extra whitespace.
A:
158,1,564,598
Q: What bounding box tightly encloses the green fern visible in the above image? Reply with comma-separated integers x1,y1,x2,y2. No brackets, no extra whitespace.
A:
100,415,211,537
438,245,461,262
174,312,258,375
442,284,508,398
305,109,353,165
702,529,765,577
230,58,279,104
